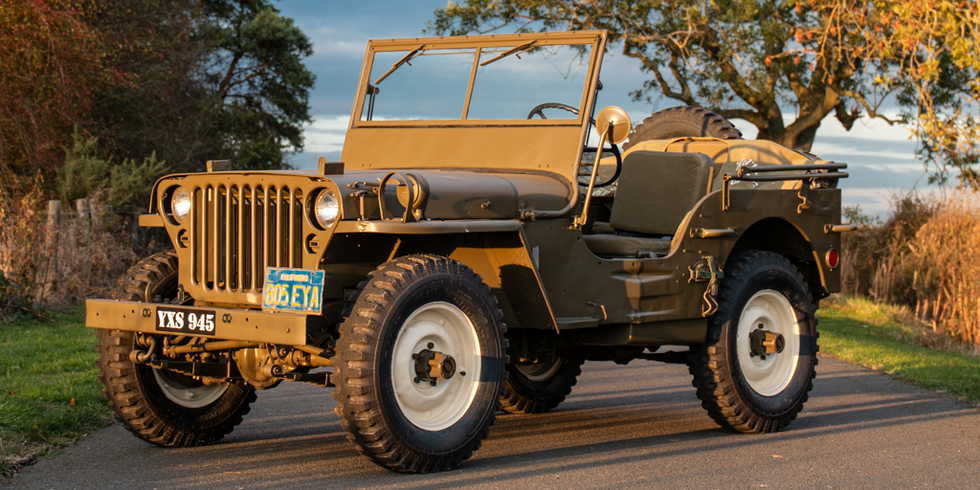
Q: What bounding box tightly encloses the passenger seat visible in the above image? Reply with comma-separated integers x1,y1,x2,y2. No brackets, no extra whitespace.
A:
583,150,713,258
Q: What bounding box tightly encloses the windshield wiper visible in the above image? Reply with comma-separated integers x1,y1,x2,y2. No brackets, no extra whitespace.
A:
374,45,425,85
479,41,536,66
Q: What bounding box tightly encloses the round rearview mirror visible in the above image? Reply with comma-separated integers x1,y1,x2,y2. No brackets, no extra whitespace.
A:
596,106,631,145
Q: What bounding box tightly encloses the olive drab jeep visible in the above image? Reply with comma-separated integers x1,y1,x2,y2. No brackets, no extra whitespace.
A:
86,30,853,473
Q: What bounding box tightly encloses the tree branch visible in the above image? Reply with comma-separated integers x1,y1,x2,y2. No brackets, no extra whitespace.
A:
216,51,244,101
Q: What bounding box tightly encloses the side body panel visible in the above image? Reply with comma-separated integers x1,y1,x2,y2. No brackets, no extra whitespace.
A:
526,187,842,332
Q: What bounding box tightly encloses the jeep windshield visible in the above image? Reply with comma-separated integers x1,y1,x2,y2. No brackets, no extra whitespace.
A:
356,34,599,124
342,31,607,191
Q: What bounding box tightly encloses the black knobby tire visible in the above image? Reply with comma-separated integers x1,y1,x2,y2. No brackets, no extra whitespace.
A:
332,254,508,473
623,106,742,151
688,251,818,433
95,251,256,447
500,358,584,414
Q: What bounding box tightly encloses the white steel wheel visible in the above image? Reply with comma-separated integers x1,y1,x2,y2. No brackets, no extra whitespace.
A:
390,301,482,431
515,359,564,382
736,290,800,396
152,368,230,408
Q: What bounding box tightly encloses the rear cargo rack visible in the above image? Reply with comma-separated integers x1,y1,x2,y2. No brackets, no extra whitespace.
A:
722,162,848,211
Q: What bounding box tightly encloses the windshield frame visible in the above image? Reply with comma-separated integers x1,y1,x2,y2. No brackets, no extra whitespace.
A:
350,31,605,129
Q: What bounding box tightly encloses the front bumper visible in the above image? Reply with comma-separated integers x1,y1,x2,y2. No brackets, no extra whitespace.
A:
86,299,309,345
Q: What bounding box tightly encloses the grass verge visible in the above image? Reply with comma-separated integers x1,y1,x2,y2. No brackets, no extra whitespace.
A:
818,295,980,405
0,307,110,478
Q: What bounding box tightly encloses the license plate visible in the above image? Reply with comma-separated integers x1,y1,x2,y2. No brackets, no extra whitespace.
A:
262,267,325,314
155,307,216,336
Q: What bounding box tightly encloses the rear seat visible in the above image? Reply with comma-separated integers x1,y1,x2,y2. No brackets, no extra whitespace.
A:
583,150,713,258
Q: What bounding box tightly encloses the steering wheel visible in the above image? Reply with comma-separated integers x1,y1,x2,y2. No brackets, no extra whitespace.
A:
526,103,623,188
526,102,580,119
580,143,622,188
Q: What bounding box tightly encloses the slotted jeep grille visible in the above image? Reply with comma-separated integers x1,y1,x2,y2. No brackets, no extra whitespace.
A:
189,184,304,296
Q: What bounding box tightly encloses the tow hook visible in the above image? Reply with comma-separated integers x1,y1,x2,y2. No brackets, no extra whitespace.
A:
749,324,785,360
413,343,456,386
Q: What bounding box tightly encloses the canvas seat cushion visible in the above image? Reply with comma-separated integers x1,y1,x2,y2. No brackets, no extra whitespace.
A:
582,234,671,258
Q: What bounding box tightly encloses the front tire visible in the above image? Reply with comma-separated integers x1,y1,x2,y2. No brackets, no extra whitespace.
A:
688,251,818,433
500,358,583,414
332,255,508,473
95,251,256,447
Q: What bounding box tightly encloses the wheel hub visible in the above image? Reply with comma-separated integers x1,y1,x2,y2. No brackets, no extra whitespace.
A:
413,343,457,386
748,323,785,360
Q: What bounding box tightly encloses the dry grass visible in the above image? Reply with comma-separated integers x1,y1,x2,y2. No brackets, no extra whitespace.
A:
841,190,980,348
1,187,139,317
35,197,139,308
0,180,46,318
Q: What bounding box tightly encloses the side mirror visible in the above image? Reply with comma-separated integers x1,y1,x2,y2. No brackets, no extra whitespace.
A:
572,107,632,229
595,106,631,145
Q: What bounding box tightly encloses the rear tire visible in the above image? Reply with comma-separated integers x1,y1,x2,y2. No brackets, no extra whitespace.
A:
688,251,817,433
623,106,742,151
95,251,255,447
501,358,583,414
332,255,508,473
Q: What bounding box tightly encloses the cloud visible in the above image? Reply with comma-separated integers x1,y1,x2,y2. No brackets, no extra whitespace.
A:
304,26,370,61
302,115,349,155
841,186,944,218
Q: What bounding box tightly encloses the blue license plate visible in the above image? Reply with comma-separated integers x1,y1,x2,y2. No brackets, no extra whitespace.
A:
262,268,325,314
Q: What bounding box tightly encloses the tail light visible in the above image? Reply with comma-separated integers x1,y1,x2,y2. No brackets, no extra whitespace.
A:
825,247,840,270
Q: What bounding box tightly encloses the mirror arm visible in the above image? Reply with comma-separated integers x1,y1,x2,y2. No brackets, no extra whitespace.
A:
572,129,609,230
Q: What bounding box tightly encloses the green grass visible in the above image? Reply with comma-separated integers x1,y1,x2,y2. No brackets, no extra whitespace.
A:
0,307,110,477
818,295,980,405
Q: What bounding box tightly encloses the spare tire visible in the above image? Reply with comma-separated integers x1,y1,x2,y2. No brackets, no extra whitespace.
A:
623,106,742,151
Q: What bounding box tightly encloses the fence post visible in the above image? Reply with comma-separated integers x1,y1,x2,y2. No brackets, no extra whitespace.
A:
76,198,90,243
89,201,100,230
46,200,61,249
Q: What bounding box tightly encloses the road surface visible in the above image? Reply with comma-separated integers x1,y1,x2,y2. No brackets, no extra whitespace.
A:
7,355,979,489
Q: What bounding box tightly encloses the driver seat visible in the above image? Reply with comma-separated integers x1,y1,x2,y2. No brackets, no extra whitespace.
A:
583,150,713,258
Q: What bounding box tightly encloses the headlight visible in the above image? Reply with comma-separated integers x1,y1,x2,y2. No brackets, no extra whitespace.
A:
314,189,340,228
172,187,191,223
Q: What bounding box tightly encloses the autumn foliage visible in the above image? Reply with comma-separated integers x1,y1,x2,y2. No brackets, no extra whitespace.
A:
0,0,113,184
0,0,314,315
822,0,980,187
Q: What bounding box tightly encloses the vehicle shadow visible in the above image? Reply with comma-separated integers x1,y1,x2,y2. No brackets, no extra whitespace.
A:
20,356,975,490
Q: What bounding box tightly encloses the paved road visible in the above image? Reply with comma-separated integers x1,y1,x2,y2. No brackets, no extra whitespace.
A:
7,355,980,489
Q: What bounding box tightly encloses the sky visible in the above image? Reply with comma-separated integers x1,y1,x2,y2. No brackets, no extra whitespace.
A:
275,0,932,217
